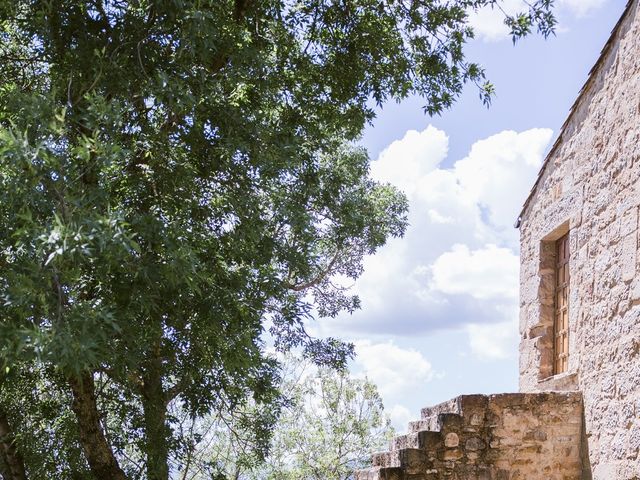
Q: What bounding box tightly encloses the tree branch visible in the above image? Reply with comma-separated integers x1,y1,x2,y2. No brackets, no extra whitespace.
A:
234,0,252,22
165,377,189,405
284,250,341,292
69,372,127,480
0,409,27,480
210,0,254,73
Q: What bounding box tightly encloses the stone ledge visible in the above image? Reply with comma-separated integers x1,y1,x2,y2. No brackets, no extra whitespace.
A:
535,372,579,392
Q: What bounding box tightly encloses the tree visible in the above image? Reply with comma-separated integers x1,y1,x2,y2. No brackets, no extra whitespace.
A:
176,356,394,480
0,1,555,479
259,363,394,480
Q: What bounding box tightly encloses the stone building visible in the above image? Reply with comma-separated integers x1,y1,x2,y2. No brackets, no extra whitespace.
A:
356,1,640,478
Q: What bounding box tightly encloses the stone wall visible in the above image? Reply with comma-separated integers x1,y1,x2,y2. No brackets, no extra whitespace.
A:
356,392,583,480
518,1,640,477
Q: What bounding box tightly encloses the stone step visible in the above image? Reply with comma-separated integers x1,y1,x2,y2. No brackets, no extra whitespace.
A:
419,397,461,420
360,392,584,479
408,412,464,435
437,412,464,432
420,394,488,420
391,430,442,451
421,415,439,431
407,419,431,433
372,448,429,474
354,466,404,480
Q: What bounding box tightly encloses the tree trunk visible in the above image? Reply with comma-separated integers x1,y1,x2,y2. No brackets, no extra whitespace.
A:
0,409,27,480
69,372,127,480
142,354,170,480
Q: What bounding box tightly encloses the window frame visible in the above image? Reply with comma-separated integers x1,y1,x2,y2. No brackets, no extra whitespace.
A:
553,233,570,375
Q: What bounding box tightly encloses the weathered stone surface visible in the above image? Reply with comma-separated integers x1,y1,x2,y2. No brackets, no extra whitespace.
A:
518,2,640,477
355,392,583,480
444,433,459,448
355,467,404,480
465,437,486,451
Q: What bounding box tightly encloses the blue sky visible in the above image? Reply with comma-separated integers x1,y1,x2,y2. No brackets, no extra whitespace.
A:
309,0,627,431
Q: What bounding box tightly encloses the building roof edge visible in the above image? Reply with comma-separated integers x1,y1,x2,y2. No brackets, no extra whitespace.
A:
515,0,637,229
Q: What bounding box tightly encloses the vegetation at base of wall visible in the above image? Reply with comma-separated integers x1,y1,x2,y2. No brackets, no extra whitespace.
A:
0,1,554,478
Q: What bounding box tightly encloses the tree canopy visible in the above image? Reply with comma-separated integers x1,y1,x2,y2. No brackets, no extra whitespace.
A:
0,1,555,479
172,356,393,479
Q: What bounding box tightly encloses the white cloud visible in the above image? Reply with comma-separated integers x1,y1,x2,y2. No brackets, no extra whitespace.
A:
558,0,608,17
466,314,519,360
321,125,553,431
467,0,526,42
353,340,434,398
371,125,448,196
352,340,435,432
430,244,519,300
325,125,552,337
388,404,413,433
453,129,553,232
468,0,609,42
427,208,454,224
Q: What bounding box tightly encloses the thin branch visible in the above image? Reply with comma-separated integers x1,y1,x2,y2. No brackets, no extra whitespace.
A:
179,420,196,480
284,249,341,292
233,0,252,22
136,40,149,78
0,409,27,480
210,0,253,73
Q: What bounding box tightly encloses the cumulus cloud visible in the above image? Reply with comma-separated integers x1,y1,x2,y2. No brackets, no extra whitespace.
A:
352,340,435,431
558,0,608,17
371,126,449,196
313,124,554,424
388,404,413,433
353,340,434,397
466,314,519,360
430,244,519,300
453,129,552,233
467,0,524,42
325,125,552,338
468,0,609,42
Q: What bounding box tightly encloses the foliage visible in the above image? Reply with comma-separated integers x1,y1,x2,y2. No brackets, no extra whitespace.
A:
260,363,394,480
177,356,394,480
0,1,555,479
0,366,91,479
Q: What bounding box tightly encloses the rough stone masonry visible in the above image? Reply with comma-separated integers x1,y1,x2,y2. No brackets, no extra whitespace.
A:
357,1,640,478
356,393,583,480
518,0,640,477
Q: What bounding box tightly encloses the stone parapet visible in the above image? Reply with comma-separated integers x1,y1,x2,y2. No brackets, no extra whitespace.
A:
355,392,583,480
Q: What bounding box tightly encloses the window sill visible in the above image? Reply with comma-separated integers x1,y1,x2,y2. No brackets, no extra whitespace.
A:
538,371,578,392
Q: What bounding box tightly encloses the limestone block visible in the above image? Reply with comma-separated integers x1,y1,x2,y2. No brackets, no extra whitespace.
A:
465,437,486,452
442,449,462,461
444,433,459,448
523,429,547,442
620,205,638,236
621,232,638,281
627,425,640,460
354,467,403,480
630,279,640,302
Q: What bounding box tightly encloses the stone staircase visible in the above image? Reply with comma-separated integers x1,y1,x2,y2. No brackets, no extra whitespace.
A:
355,392,584,480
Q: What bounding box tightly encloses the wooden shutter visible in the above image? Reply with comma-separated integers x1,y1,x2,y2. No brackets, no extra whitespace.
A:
554,233,570,374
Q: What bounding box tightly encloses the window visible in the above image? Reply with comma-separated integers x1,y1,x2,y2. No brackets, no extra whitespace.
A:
554,233,570,374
